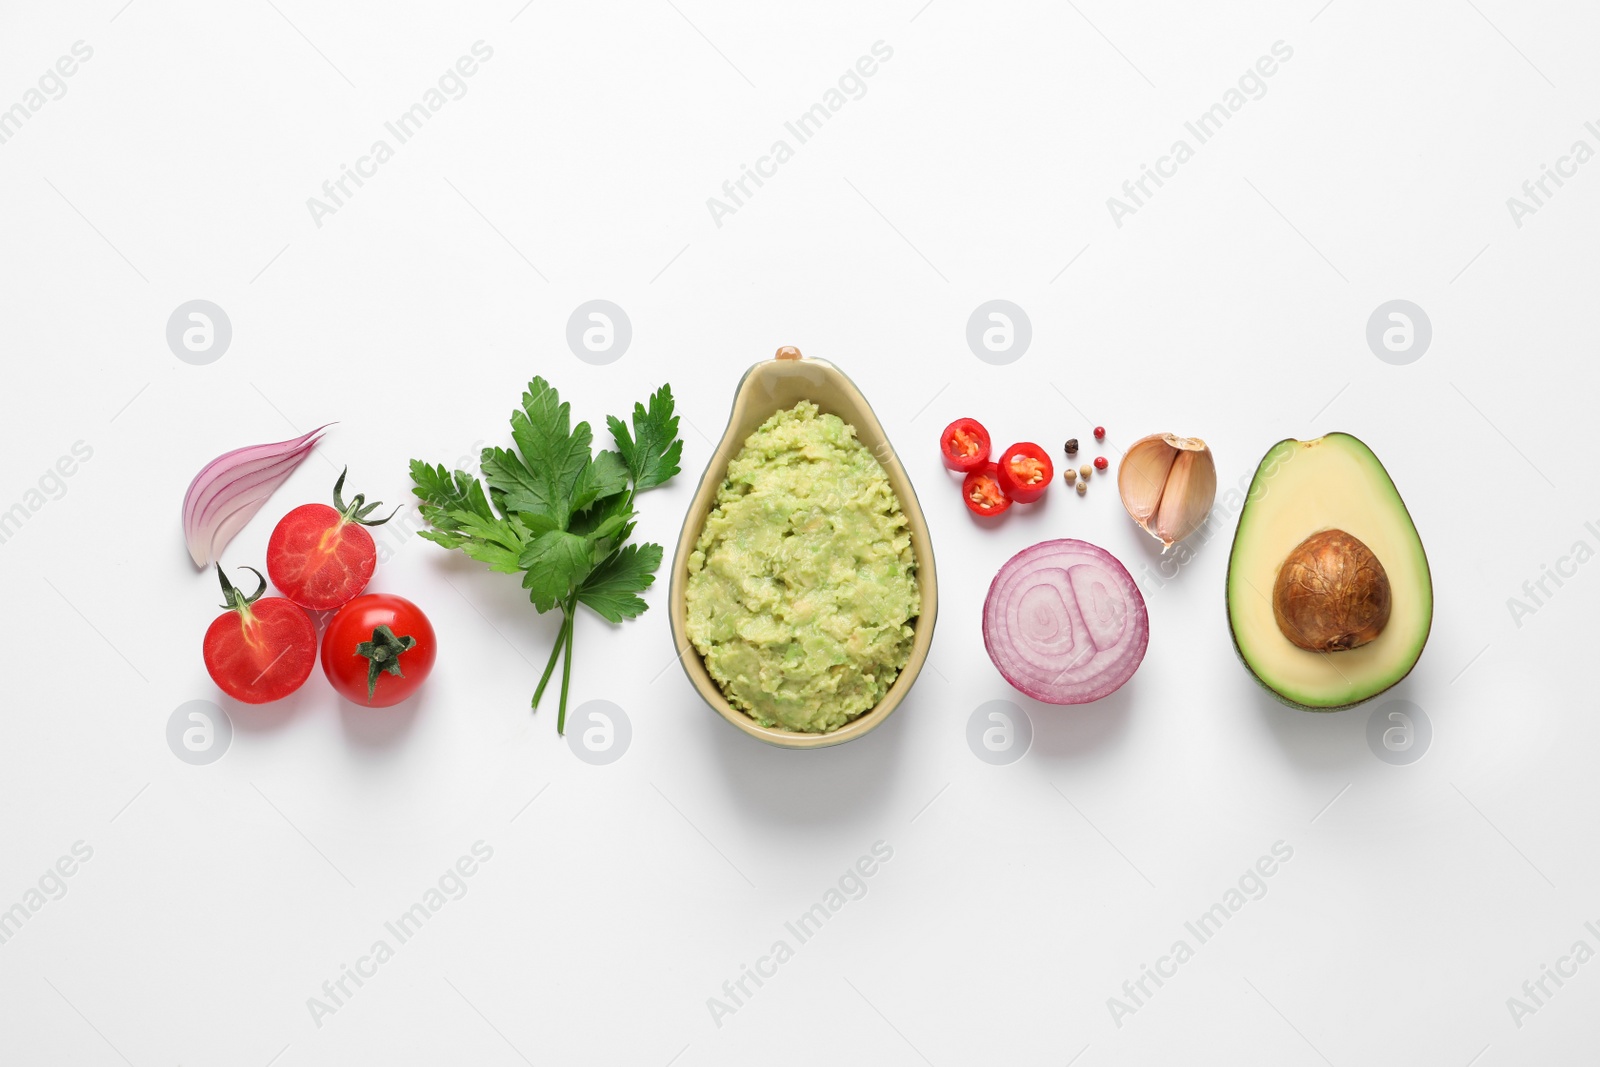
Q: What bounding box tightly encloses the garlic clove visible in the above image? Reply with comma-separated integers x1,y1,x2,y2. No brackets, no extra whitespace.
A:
1153,446,1217,545
1117,433,1217,548
1117,435,1177,522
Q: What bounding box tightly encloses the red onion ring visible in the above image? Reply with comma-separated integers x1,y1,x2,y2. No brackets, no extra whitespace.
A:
982,538,1148,704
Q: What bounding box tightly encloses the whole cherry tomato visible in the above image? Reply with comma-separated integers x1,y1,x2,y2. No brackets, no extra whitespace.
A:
321,594,436,707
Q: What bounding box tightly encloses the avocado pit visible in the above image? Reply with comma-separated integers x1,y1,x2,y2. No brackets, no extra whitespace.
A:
1272,529,1392,652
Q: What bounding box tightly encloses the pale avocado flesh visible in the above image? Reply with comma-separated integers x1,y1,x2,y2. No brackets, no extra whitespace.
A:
1226,433,1432,710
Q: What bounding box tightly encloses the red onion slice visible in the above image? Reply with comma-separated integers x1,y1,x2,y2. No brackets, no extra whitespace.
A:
982,538,1148,704
182,426,329,567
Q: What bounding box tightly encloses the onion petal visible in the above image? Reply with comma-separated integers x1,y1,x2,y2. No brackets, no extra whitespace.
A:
182,426,330,567
982,538,1148,704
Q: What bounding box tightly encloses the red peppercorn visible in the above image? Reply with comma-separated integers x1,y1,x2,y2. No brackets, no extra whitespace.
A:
1093,426,1106,440
1094,456,1108,470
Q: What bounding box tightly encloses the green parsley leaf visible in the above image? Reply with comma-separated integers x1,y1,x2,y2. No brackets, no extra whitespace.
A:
577,543,664,622
446,510,532,574
571,449,630,513
493,378,596,527
410,376,684,732
518,530,594,611
568,490,635,552
608,384,682,492
410,459,495,533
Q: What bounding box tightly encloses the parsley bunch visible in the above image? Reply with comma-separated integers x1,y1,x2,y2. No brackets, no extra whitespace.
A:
410,377,682,732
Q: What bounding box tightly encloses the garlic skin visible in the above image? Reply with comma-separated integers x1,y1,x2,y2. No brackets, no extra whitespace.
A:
1117,433,1217,548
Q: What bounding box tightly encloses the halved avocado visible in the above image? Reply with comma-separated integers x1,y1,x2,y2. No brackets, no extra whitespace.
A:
1226,433,1432,710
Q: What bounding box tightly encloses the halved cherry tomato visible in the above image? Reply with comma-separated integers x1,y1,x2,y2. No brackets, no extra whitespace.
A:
940,417,992,473
996,443,1053,504
321,593,437,707
962,462,1012,517
203,565,317,704
267,467,396,611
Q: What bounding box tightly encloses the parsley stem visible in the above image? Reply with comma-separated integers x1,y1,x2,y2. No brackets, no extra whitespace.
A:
556,594,577,733
532,610,570,709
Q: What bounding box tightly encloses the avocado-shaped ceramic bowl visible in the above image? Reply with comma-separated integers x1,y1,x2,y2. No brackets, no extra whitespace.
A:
668,347,938,749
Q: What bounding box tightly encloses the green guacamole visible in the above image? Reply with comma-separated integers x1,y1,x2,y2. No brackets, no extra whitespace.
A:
686,401,920,733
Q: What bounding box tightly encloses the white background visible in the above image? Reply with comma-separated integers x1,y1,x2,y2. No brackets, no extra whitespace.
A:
2,0,1597,1063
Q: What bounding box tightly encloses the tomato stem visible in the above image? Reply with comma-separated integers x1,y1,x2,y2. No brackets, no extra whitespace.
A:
215,563,267,613
332,466,401,528
356,624,416,702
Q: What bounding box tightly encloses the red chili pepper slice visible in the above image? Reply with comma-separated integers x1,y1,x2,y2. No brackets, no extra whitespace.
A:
962,462,1012,517
940,417,992,473
996,442,1053,504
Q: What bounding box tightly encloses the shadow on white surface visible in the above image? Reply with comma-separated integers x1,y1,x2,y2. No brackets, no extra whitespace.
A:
338,687,425,749
429,550,568,656
1250,681,1371,770
696,691,908,828
1026,681,1136,761
222,685,314,733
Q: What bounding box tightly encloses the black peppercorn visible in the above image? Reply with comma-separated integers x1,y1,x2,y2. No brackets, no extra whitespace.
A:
1064,438,1079,456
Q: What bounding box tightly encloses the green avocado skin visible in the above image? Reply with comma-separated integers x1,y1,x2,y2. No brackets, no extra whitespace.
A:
1224,433,1433,713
